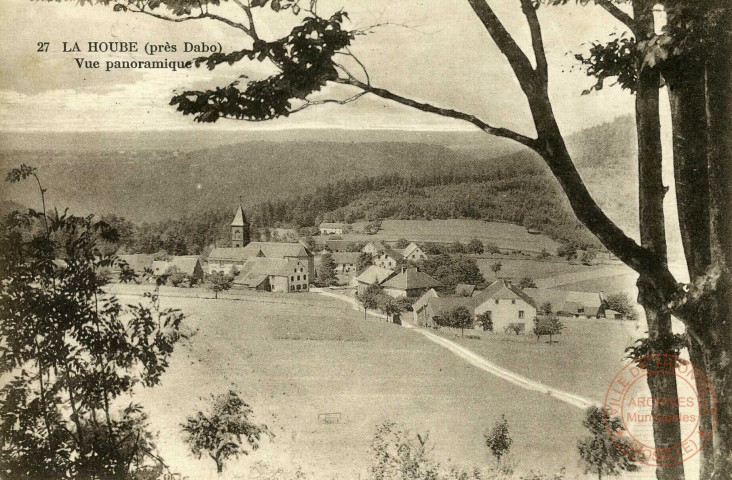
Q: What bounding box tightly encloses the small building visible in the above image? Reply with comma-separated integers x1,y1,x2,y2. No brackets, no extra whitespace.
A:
362,241,387,256
380,267,443,298
474,280,537,334
454,284,477,297
234,257,309,292
208,242,314,282
331,252,362,274
351,265,396,295
413,288,441,324
374,247,404,270
423,296,478,328
114,254,154,279
151,256,204,283
523,288,605,318
401,243,428,262
319,222,349,235
604,309,624,320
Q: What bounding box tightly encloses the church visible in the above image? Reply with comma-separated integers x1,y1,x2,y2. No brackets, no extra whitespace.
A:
207,205,315,292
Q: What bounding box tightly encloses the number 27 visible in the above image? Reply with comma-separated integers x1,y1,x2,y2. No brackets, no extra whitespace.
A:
37,42,49,52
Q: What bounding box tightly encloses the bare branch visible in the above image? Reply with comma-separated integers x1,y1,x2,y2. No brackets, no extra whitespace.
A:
520,0,548,84
595,0,637,34
119,3,253,35
335,77,538,149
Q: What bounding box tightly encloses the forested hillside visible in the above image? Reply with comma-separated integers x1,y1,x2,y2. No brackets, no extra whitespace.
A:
1,115,638,255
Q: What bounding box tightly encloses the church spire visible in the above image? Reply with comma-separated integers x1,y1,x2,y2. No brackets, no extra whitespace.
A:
230,201,250,248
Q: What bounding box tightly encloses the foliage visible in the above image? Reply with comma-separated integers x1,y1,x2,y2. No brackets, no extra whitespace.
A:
317,252,338,286
533,316,564,343
0,165,184,479
580,250,596,265
539,302,553,316
451,306,473,337
418,254,484,291
484,415,512,464
356,283,381,320
395,238,410,249
556,243,577,260
604,292,637,320
364,220,382,235
476,312,493,332
517,276,536,289
538,248,551,259
490,262,503,276
357,251,374,274
368,421,440,480
572,33,637,94
577,407,639,479
208,271,234,298
378,295,407,323
181,390,270,474
466,239,485,254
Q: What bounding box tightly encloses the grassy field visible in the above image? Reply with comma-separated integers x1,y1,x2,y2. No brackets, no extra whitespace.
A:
342,219,560,253
115,287,615,479
474,258,621,283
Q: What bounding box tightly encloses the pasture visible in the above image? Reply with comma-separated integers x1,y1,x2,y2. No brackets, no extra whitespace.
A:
343,219,560,253
115,287,608,479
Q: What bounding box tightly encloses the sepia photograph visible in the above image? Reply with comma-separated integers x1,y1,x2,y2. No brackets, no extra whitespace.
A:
0,1,729,479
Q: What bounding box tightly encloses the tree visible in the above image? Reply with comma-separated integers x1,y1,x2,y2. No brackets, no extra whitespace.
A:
533,316,564,343
484,415,512,464
577,406,639,480
41,1,732,475
364,220,381,235
181,390,270,475
489,262,503,278
604,293,637,321
419,254,485,290
208,271,233,299
317,252,338,286
449,306,473,337
517,276,536,289
476,312,493,332
539,302,553,316
395,238,410,250
581,250,596,265
356,283,381,321
379,295,403,323
467,239,485,254
556,243,577,260
1,165,184,479
448,241,466,254
357,251,374,274
484,242,501,255
301,235,316,250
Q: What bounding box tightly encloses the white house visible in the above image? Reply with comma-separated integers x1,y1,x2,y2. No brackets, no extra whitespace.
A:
473,280,537,334
234,257,309,292
319,222,349,235
208,242,314,282
362,241,387,256
401,243,427,262
351,265,396,295
374,247,404,269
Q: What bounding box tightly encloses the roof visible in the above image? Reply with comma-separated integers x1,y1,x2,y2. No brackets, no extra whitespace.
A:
454,284,477,297
363,241,386,252
235,274,270,288
402,243,423,257
523,288,603,313
209,242,311,262
331,252,361,265
381,268,442,291
413,288,441,312
354,265,396,285
116,254,154,273
239,257,304,278
319,222,348,229
152,256,201,276
231,205,248,227
426,296,477,317
474,280,537,308
379,247,404,261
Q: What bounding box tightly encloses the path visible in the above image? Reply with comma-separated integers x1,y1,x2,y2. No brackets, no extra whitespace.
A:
312,288,600,411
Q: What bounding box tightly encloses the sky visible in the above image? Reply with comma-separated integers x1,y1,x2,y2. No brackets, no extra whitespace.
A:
0,0,637,134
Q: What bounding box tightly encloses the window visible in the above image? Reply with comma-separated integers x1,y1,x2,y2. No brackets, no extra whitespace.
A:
511,299,516,304
291,276,294,281
518,311,525,319
290,285,295,291
297,284,301,290
495,299,499,305
297,275,300,281
303,275,307,280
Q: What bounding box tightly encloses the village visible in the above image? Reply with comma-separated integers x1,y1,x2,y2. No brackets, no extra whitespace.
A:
112,204,634,339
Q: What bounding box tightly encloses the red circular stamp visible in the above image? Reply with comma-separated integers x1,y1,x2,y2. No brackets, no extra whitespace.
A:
603,354,716,467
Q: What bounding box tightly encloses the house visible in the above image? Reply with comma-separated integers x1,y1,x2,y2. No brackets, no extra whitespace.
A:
113,254,154,279
423,296,478,328
401,243,427,262
362,241,387,256
331,252,362,274
208,242,314,282
454,284,477,297
413,288,441,324
151,256,204,283
604,309,624,320
374,247,404,269
473,280,537,334
319,222,349,235
523,288,605,318
380,267,443,298
351,265,396,295
234,257,309,292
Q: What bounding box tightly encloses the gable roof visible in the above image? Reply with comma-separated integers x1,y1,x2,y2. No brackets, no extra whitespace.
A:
152,256,202,276
402,243,423,257
209,242,311,262
331,252,361,265
116,254,153,273
454,284,477,297
231,205,248,226
363,241,386,252
381,268,442,291
239,257,304,278
379,247,404,261
474,280,537,308
319,222,348,229
413,288,441,312
426,296,477,317
523,288,603,313
354,265,396,285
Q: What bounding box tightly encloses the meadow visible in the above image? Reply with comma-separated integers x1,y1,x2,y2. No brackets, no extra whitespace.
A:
342,219,560,253
112,286,616,479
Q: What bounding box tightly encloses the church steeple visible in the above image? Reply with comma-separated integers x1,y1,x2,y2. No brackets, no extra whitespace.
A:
230,203,250,248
